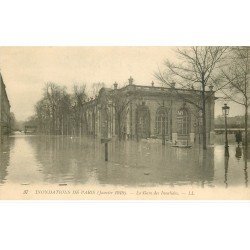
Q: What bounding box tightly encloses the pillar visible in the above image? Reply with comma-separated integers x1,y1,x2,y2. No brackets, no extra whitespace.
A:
172,100,177,143
172,133,178,143
210,131,215,145
189,105,195,143
149,103,157,138
190,133,195,143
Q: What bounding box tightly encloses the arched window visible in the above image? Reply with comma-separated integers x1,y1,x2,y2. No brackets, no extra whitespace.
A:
177,108,189,135
136,103,150,139
155,107,168,136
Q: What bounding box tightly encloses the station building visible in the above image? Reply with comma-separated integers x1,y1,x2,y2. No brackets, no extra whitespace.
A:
0,73,11,139
84,77,215,144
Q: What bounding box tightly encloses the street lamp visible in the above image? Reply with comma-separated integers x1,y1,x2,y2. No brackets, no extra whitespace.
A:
222,103,230,157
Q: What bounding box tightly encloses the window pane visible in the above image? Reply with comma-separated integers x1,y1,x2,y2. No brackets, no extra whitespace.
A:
177,108,189,135
156,108,168,135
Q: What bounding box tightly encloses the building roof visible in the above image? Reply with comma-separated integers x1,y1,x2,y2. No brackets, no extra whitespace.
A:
86,82,215,104
82,77,218,109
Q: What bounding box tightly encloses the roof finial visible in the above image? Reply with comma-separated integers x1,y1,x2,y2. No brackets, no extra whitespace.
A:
128,76,134,85
114,82,118,90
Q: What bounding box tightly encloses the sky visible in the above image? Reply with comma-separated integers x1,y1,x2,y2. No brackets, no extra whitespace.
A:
0,47,244,121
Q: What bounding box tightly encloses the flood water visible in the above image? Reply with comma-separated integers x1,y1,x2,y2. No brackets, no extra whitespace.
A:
0,135,249,188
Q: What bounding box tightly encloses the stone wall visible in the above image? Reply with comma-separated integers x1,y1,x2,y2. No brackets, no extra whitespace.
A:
0,74,11,140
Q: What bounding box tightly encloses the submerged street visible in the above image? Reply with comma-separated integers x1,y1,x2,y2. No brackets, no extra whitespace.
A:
0,134,249,188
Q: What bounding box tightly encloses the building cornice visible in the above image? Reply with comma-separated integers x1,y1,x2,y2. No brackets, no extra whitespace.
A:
84,83,216,106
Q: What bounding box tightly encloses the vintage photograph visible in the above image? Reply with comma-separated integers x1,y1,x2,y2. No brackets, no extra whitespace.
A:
0,46,249,199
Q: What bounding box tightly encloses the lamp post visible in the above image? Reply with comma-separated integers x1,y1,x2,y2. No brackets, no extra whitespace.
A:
222,103,230,157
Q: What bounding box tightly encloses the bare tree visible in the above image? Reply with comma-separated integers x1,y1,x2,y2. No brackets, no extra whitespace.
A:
155,46,228,149
35,83,71,135
221,46,250,148
44,82,68,134
72,84,88,136
110,85,143,141
111,91,131,141
90,82,106,98
34,82,90,136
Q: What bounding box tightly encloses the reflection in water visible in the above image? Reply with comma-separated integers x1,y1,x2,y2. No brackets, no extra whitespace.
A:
0,138,13,184
96,140,215,187
233,146,249,188
244,161,248,188
0,135,249,188
27,136,101,184
235,146,242,161
224,156,229,188
26,136,215,187
200,150,215,188
243,149,249,188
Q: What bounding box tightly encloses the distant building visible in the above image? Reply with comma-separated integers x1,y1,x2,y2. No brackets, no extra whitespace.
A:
0,72,11,139
84,77,215,144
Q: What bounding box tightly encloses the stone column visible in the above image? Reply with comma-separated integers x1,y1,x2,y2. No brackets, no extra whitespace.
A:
129,102,133,139
126,107,130,139
108,107,111,138
149,103,157,138
112,105,115,137
172,100,177,143
132,102,137,139
209,96,215,145
190,133,195,143
209,131,215,144
189,106,195,143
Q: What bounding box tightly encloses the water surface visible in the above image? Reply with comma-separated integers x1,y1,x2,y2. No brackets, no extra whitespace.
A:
0,135,249,188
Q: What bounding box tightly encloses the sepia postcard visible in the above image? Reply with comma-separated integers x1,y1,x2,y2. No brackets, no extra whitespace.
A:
0,46,249,200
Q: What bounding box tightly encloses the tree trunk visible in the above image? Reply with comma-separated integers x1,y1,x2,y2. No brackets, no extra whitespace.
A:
61,115,64,135
79,117,82,137
170,97,173,141
83,111,88,135
117,115,122,141
201,80,207,150
245,104,248,149
52,110,55,134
